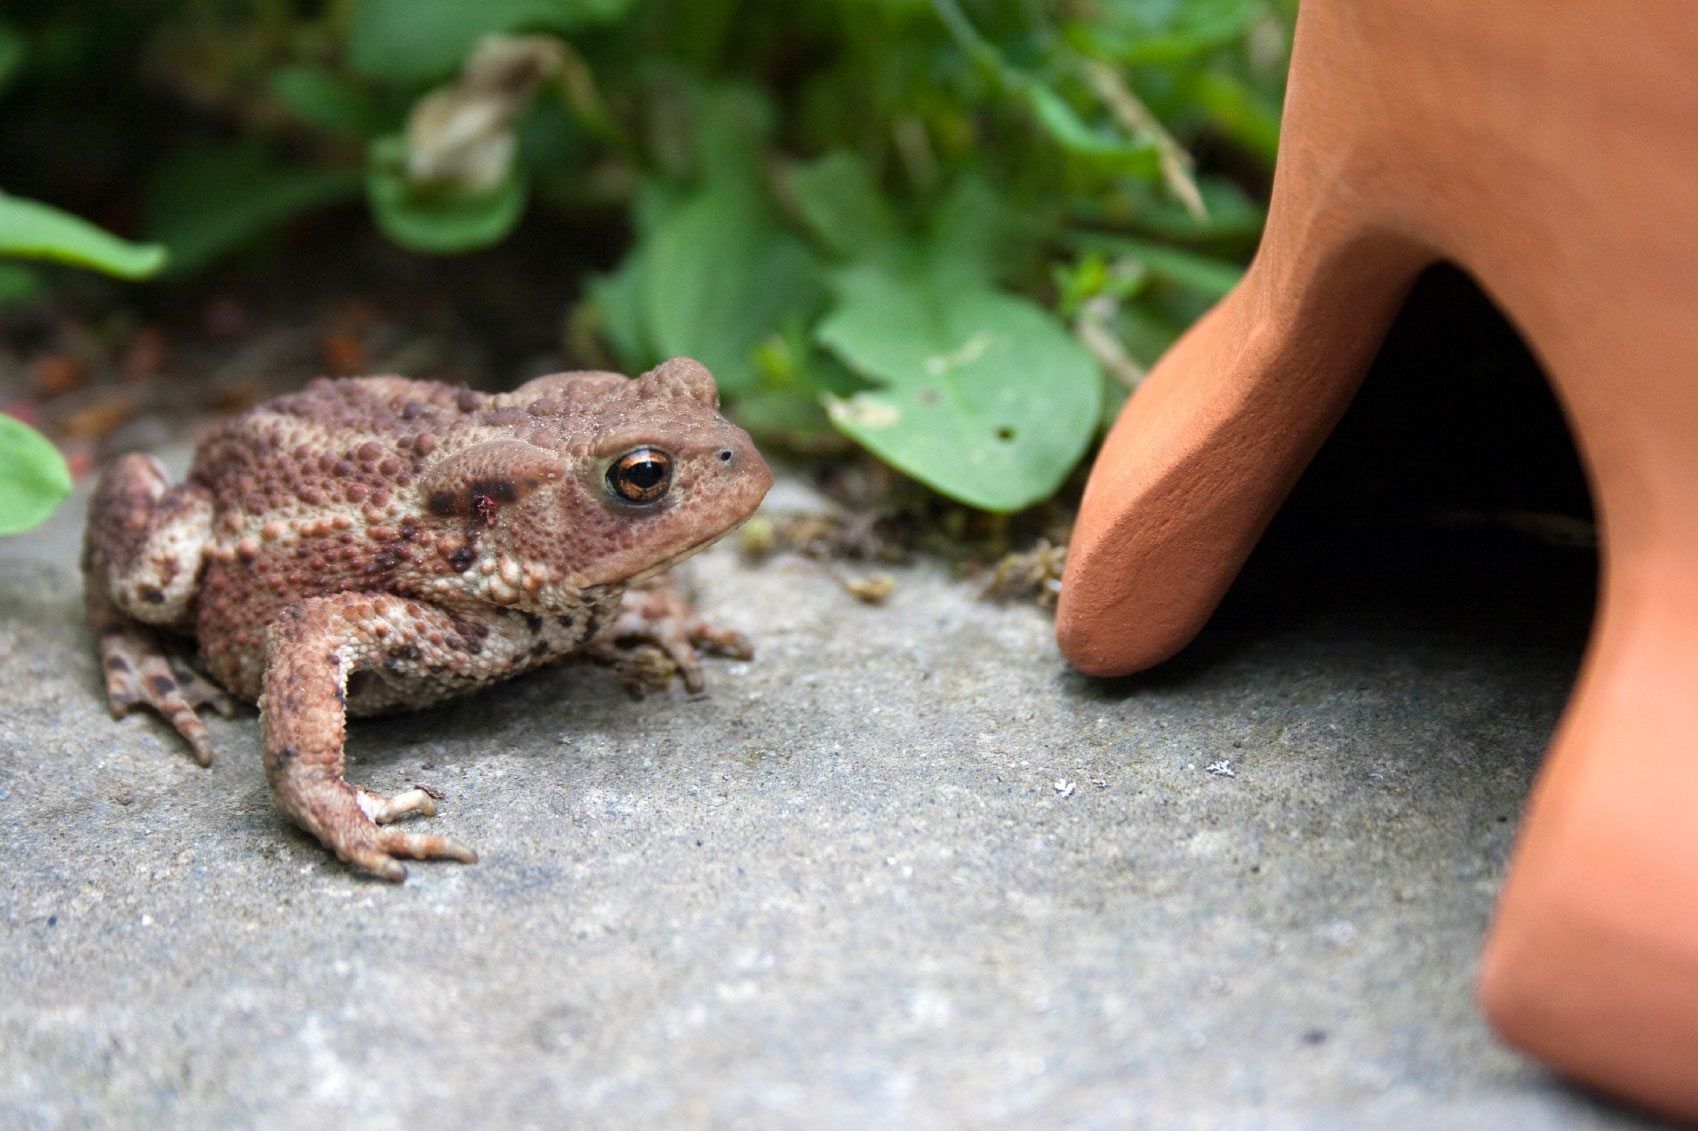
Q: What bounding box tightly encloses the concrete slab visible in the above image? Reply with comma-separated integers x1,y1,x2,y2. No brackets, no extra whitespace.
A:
0,469,1663,1130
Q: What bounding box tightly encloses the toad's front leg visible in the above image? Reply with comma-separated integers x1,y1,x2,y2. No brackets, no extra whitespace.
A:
261,592,496,881
586,570,753,696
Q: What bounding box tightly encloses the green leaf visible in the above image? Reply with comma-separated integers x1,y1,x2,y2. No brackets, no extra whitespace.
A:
269,64,396,137
1025,84,1162,177
641,177,827,395
1069,232,1243,300
1189,70,1281,165
732,387,843,451
589,86,818,390
586,248,654,370
1125,240,1242,299
818,263,1101,512
927,175,1023,288
1074,0,1263,65
516,99,584,182
787,151,898,259
631,178,689,240
143,147,360,276
0,193,166,280
0,415,73,537
1109,176,1265,248
733,327,866,452
366,136,528,253
347,0,633,86
673,83,778,189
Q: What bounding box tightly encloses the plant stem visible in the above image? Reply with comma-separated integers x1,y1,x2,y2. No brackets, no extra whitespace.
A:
1081,58,1207,221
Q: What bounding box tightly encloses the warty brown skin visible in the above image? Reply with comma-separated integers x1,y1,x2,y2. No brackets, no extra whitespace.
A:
82,358,773,880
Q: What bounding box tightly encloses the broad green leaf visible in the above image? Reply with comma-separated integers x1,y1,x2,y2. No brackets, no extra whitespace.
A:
366,136,528,253
818,263,1101,512
688,84,778,187
787,151,898,259
269,64,396,137
143,147,360,276
586,249,654,370
592,87,817,391
631,178,689,240
641,178,827,395
347,0,632,86
927,175,1022,288
0,415,73,536
0,193,166,280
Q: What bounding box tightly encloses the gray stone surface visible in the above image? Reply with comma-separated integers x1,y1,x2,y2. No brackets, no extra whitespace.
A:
0,471,1660,1130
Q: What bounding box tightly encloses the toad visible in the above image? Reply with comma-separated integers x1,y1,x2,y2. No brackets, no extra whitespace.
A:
82,358,771,880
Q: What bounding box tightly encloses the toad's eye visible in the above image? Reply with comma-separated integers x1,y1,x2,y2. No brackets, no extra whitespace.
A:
607,447,673,504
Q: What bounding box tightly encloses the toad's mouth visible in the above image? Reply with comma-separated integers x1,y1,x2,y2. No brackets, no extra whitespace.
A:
622,527,738,587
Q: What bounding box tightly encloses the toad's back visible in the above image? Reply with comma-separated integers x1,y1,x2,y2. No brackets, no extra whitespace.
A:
189,377,482,691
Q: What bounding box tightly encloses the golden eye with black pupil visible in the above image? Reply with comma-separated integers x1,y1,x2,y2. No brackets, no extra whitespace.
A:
607,447,673,504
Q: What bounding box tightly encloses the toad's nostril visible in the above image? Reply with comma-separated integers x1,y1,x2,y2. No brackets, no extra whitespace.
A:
717,449,733,462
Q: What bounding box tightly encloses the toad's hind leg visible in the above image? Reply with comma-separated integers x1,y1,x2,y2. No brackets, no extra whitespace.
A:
84,453,234,765
90,605,238,766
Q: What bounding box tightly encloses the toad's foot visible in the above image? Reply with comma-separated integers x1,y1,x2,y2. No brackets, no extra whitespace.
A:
96,620,237,767
84,451,227,763
280,776,477,883
586,572,753,696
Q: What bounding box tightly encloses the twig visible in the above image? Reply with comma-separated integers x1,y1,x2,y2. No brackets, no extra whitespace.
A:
1075,299,1146,390
1082,58,1207,221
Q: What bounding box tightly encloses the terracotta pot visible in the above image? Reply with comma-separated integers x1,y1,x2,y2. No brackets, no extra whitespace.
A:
1056,0,1698,1119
